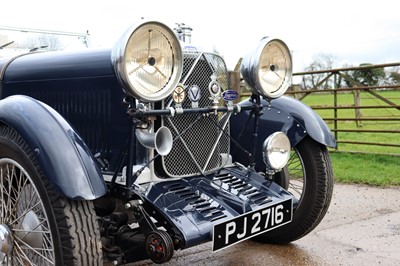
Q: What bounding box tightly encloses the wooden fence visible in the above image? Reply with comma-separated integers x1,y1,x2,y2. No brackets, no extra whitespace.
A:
236,62,400,156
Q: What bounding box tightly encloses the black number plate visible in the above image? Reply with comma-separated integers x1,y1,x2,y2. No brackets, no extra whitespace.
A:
212,198,292,252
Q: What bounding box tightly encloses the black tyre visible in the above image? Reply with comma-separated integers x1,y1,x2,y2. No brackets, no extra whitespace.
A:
0,125,102,265
255,136,334,243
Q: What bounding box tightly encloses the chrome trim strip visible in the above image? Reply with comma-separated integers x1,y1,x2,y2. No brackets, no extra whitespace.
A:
202,113,231,172
181,51,203,85
166,116,204,175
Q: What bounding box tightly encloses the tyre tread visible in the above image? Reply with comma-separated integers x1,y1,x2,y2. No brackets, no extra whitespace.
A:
0,125,103,265
255,136,334,244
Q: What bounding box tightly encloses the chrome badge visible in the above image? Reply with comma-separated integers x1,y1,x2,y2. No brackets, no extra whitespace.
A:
208,74,221,107
172,85,186,106
222,90,238,106
188,85,201,108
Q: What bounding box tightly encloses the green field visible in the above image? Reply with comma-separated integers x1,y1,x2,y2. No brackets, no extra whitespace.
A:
240,90,399,185
301,90,400,186
301,90,400,154
330,152,400,186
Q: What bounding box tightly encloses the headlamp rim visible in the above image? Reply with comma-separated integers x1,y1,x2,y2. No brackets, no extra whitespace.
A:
241,37,293,99
262,131,291,170
111,19,183,103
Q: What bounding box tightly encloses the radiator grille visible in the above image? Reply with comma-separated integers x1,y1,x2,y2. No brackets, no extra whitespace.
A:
10,86,112,157
162,51,230,177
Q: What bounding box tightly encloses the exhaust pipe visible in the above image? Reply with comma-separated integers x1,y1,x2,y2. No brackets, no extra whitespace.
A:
136,126,173,156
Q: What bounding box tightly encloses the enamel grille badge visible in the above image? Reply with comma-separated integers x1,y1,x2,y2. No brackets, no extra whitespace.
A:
208,75,221,107
222,90,238,106
188,85,201,108
172,85,186,106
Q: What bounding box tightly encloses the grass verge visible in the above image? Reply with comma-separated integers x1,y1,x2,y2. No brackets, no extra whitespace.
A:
330,152,400,186
303,90,400,186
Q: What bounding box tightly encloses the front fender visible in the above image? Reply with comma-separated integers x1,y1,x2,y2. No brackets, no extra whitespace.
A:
0,95,107,200
230,96,336,171
270,96,336,148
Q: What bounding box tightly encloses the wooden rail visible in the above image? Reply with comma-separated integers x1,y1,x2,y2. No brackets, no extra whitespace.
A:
237,62,400,156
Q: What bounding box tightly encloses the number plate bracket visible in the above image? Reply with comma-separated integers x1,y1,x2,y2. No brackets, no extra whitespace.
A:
212,198,292,252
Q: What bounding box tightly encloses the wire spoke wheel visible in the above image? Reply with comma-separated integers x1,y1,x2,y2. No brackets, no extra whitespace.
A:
0,159,55,265
287,148,306,207
255,136,334,244
0,125,102,265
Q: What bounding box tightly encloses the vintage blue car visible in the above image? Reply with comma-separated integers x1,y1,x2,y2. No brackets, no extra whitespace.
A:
0,20,335,265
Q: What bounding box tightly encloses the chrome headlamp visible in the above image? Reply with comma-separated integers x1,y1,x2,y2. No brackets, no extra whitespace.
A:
263,132,291,170
241,37,292,99
112,20,183,102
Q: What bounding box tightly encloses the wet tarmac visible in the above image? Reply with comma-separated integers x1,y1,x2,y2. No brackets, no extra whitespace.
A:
130,183,400,265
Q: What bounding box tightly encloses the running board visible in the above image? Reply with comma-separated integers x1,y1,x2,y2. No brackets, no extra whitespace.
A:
141,167,293,249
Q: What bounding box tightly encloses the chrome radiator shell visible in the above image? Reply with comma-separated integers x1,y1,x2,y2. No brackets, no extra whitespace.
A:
161,51,230,177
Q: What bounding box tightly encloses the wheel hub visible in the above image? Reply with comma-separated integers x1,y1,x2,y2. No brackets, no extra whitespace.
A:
0,224,13,255
16,210,44,249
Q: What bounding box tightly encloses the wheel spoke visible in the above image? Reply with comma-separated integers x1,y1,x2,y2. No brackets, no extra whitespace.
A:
1,158,55,264
1,163,27,224
0,137,101,264
287,149,305,201
9,201,41,226
12,217,50,236
14,235,54,265
14,168,40,218
5,165,15,223
289,182,303,197
12,241,35,266
0,167,5,223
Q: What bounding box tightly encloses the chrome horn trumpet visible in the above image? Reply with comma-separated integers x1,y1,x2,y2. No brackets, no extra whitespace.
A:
136,126,173,156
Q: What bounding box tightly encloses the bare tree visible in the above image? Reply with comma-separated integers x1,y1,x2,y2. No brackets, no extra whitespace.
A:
21,34,64,52
385,66,400,86
343,63,385,87
301,53,341,90
0,34,15,49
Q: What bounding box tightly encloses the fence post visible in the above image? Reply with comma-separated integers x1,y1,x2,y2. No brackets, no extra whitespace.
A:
333,73,338,150
353,86,362,127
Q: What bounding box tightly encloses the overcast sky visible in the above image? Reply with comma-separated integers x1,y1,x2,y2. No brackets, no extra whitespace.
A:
1,0,399,72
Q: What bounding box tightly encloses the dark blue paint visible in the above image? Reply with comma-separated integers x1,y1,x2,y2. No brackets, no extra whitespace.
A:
2,49,114,82
270,96,336,148
1,49,133,173
0,95,107,199
141,168,293,248
230,96,336,171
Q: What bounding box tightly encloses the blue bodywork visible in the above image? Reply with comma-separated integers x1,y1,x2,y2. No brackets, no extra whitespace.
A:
0,49,335,201
0,50,125,199
231,96,336,171
0,95,107,199
140,167,293,249
0,23,337,262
